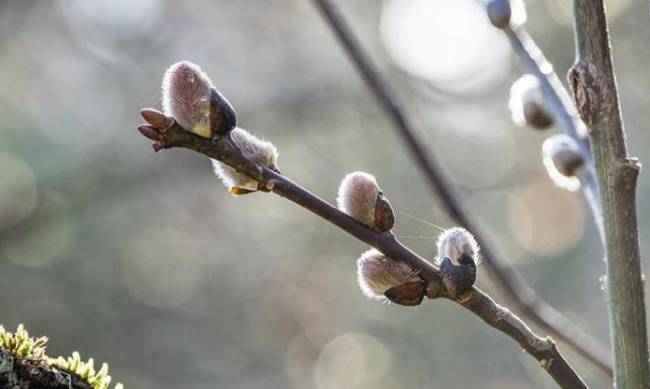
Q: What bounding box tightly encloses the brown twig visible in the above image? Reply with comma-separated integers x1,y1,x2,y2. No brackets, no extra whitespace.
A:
137,115,587,388
570,1,649,387
310,0,612,376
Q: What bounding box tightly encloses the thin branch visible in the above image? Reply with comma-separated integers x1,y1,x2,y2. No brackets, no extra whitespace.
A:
137,118,587,388
570,1,649,387
311,0,612,376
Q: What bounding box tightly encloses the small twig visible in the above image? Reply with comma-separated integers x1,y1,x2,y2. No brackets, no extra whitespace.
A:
570,1,649,387
311,0,612,376
137,118,588,388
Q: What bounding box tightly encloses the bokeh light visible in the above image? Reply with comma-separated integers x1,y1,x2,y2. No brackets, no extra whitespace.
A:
121,227,205,310
381,0,511,94
1,190,77,268
508,178,585,257
314,333,391,389
58,0,162,62
433,112,516,189
0,152,37,230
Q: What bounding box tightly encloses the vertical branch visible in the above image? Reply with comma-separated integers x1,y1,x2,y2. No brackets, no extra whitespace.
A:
570,1,649,387
311,0,613,376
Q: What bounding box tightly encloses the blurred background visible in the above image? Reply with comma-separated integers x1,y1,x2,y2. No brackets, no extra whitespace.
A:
0,0,647,387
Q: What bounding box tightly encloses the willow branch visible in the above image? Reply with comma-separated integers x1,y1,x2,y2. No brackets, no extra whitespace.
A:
311,0,612,376
570,2,649,387
502,25,605,245
138,119,587,388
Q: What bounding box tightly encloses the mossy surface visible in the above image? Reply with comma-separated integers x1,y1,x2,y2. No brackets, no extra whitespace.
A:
0,325,122,389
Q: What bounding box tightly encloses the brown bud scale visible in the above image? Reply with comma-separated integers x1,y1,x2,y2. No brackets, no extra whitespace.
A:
523,101,554,129
384,281,425,306
374,192,395,232
140,108,172,129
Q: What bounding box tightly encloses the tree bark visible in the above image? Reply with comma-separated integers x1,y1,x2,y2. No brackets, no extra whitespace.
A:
570,2,649,388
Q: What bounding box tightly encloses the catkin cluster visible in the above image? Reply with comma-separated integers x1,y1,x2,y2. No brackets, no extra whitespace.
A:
161,61,279,196
336,172,480,304
487,0,587,193
156,61,481,305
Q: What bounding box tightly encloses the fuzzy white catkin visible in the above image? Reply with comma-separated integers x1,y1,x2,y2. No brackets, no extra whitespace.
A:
542,134,582,192
336,172,379,228
356,249,420,302
161,61,214,138
436,227,480,266
211,127,278,193
508,74,547,127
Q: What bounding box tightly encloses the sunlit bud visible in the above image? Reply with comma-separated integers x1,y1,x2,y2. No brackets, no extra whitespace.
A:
337,172,378,228
162,61,236,139
211,127,278,196
356,249,424,306
337,172,395,231
436,227,480,267
436,227,479,298
509,74,553,129
542,134,584,192
162,61,212,137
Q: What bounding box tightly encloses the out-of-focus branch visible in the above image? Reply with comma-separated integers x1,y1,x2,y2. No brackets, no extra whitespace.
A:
137,116,587,388
501,24,604,245
311,0,612,376
570,2,649,387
